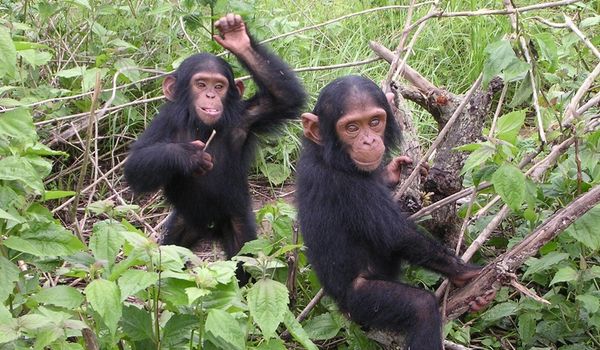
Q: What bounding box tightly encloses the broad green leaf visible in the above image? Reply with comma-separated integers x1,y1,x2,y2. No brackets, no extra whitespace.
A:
42,190,76,201
523,252,569,278
263,162,291,186
115,58,140,83
491,164,525,211
19,314,52,330
82,68,107,92
85,279,122,336
0,109,36,143
282,310,318,350
14,41,49,50
453,143,483,152
0,207,23,225
509,74,533,107
0,319,19,343
90,221,126,272
496,110,525,145
4,223,85,256
121,305,154,342
533,33,558,67
18,49,52,67
581,16,600,28
482,40,516,87
481,302,518,323
247,278,289,339
503,60,530,82
256,338,287,350
0,156,44,194
161,314,198,347
303,312,342,340
66,0,91,10
33,328,61,349
565,204,600,250
518,313,536,345
0,256,19,303
185,287,211,304
550,267,578,285
108,39,138,50
238,238,273,256
56,66,86,78
0,27,17,79
576,294,600,314
204,309,245,350
460,142,496,175
32,285,84,309
118,269,158,301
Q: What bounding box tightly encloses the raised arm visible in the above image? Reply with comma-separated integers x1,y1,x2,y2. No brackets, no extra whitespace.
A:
213,14,306,132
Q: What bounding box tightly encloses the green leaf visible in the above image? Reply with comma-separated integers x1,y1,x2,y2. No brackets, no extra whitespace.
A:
565,204,600,250
576,294,600,314
581,16,600,28
42,190,76,201
533,33,558,66
204,309,245,350
263,162,291,186
161,314,198,347
0,109,36,143
481,302,518,323
491,164,525,211
282,310,318,350
303,312,342,340
82,68,107,92
32,285,84,309
503,60,530,82
496,110,525,145
482,39,517,87
0,26,17,79
550,267,578,285
460,142,496,175
247,278,289,339
90,221,126,273
115,58,140,83
18,49,52,67
19,314,52,330
118,269,158,301
523,252,569,278
256,338,287,350
121,305,154,342
108,39,138,51
518,313,536,345
0,256,19,303
0,156,44,194
4,223,85,256
509,74,533,107
85,279,122,336
56,66,87,78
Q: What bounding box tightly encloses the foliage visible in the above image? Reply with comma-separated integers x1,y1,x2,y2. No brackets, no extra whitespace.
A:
1,0,599,349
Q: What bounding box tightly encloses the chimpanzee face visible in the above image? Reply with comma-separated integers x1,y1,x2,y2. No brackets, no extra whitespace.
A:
335,101,387,172
189,71,230,125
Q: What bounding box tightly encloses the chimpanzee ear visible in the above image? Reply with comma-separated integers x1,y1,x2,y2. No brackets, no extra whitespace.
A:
385,92,395,106
235,79,245,97
162,75,177,102
301,113,322,145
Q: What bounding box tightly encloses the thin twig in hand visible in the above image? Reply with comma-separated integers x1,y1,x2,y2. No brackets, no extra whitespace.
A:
204,130,217,151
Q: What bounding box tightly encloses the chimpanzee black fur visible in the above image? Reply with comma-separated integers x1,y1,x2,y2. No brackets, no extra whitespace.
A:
124,15,305,284
296,76,480,350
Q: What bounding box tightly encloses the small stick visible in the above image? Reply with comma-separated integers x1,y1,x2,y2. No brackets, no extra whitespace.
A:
204,129,217,151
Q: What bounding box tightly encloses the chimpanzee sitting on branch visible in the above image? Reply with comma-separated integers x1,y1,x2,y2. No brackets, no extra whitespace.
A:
296,76,492,350
124,14,306,282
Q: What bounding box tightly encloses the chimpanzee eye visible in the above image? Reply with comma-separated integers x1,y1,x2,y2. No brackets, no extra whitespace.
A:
346,124,359,133
215,84,224,90
196,81,206,88
370,118,381,127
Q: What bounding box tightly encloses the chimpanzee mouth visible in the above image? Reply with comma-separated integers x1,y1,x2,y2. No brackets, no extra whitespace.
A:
200,107,221,116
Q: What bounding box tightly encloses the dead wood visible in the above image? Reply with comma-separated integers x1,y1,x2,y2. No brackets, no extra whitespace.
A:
445,185,600,319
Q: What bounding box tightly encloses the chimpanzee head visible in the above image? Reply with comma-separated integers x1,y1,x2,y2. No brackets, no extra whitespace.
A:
301,75,400,173
162,53,245,127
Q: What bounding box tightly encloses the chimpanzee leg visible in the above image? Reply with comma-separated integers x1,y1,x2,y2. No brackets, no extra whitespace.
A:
160,209,202,247
345,279,443,350
220,211,257,285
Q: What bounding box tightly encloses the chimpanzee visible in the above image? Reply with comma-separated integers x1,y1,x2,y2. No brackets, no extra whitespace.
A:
124,14,306,281
296,76,491,350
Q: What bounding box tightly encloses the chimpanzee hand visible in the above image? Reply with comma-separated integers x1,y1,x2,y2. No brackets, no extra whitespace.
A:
189,140,213,176
214,13,251,54
384,156,429,187
449,265,496,312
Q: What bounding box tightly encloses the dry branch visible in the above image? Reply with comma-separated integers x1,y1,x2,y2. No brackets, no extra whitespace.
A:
445,185,600,319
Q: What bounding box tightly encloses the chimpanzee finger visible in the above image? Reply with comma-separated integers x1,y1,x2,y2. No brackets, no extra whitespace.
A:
190,140,206,149
226,13,236,26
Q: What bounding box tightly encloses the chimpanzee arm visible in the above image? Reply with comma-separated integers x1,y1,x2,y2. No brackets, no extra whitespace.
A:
214,15,305,133
124,116,210,194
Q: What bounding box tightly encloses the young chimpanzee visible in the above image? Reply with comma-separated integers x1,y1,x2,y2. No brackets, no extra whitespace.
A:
296,76,491,350
124,14,306,281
